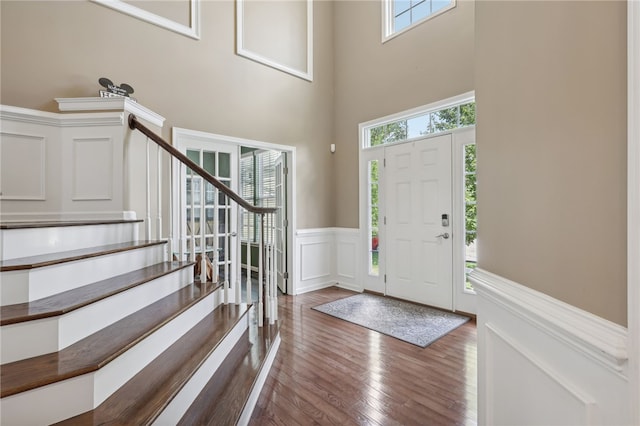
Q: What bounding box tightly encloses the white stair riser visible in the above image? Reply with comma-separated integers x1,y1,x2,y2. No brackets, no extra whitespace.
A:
152,311,251,425
0,223,139,261
0,289,222,426
0,267,194,365
1,245,166,306
0,375,94,426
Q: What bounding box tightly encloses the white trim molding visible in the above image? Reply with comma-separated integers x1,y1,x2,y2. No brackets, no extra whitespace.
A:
628,0,640,423
90,0,200,40
294,228,362,295
55,97,165,128
236,0,313,81
471,269,628,371
471,268,630,425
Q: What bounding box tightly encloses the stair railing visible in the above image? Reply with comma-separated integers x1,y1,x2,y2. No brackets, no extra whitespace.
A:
128,114,277,326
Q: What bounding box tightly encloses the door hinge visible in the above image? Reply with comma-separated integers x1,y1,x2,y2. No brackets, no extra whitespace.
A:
383,158,386,167
283,219,288,227
384,274,387,283
283,167,289,175
283,271,289,279
384,216,387,225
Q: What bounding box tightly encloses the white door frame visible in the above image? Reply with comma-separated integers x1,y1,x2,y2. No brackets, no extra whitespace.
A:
172,127,298,297
359,125,476,313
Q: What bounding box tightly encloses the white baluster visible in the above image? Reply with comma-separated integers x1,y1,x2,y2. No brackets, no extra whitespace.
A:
145,137,151,240
224,194,229,304
235,205,241,305
200,166,206,283
246,209,252,305
190,169,196,269
271,213,278,323
179,162,185,262
157,143,163,250
258,213,264,327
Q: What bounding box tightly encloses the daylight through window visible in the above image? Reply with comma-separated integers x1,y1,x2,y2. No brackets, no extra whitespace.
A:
366,101,475,148
385,0,455,39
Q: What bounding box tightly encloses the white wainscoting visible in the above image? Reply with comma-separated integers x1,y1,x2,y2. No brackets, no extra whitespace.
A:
470,268,630,425
294,228,361,295
0,101,164,225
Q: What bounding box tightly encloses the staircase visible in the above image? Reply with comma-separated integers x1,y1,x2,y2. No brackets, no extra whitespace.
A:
0,219,280,425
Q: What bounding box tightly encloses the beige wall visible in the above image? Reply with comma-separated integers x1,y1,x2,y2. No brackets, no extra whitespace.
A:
1,0,629,325
475,0,627,325
332,0,475,228
0,0,334,229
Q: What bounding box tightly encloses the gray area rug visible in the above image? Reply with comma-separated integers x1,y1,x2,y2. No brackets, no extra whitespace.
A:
312,293,470,347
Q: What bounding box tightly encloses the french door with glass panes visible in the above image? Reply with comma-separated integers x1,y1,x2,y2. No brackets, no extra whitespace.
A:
175,137,238,285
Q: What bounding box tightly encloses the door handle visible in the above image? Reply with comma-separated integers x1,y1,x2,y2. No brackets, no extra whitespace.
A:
436,233,450,239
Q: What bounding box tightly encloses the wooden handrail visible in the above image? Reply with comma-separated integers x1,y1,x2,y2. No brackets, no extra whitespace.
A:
128,114,276,215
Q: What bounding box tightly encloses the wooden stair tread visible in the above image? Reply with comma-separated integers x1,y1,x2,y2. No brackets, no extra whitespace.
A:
0,281,221,398
179,316,280,425
55,303,251,426
0,240,166,271
0,219,143,230
1,261,194,325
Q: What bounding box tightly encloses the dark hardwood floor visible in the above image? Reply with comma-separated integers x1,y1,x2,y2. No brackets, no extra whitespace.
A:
250,287,477,426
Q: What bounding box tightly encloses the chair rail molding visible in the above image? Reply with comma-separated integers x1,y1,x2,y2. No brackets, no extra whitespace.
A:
470,268,630,425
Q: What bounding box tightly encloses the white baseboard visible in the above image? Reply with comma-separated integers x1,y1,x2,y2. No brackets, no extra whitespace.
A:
470,268,631,425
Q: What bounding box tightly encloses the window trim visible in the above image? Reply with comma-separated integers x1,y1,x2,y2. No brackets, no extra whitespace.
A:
360,91,475,149
381,0,457,43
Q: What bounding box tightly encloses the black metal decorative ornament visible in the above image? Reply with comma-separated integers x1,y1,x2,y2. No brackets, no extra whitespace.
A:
98,77,136,100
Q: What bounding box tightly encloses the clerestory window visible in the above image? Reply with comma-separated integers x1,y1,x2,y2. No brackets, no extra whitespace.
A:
383,0,455,41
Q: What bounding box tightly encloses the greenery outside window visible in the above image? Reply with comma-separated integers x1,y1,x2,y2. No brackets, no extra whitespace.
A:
464,143,477,291
368,160,380,276
366,101,475,148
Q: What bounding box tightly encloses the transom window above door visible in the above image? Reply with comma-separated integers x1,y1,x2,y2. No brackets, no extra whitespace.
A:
383,0,456,41
362,94,475,149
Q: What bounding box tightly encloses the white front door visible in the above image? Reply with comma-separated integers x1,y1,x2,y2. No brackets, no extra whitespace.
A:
385,134,453,310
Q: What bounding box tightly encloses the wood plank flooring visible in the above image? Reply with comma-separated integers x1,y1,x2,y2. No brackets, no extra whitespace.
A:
250,287,477,426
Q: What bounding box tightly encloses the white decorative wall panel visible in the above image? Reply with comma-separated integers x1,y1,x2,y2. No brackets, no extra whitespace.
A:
295,228,361,295
337,241,356,280
300,242,330,281
91,0,200,40
471,268,630,425
485,324,596,425
335,228,361,292
0,132,45,200
236,0,313,81
73,137,113,200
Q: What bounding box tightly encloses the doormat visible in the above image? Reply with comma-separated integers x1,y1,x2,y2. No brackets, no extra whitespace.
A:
312,293,470,348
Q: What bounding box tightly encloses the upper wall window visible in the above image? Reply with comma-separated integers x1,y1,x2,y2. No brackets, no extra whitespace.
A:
383,0,456,41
